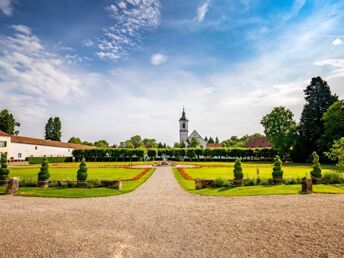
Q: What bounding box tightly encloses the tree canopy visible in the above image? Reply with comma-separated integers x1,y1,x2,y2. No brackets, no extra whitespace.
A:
45,117,62,141
68,137,82,144
0,109,20,135
94,140,109,148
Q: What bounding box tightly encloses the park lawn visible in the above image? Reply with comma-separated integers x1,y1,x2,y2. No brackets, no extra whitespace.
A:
183,163,342,180
10,161,153,168
0,169,155,198
7,167,144,181
173,168,344,196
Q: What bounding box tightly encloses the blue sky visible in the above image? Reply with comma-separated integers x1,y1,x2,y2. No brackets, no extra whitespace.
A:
0,0,344,145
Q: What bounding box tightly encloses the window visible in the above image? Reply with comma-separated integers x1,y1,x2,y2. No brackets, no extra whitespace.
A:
18,153,22,159
182,123,185,129
35,146,38,150
0,141,7,147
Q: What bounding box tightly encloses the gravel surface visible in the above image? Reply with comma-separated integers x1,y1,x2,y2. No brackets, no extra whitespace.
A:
0,167,343,258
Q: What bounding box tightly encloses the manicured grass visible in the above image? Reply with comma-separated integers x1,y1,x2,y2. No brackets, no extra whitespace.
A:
7,167,143,181
182,162,342,180
173,168,344,196
10,161,152,168
0,169,155,198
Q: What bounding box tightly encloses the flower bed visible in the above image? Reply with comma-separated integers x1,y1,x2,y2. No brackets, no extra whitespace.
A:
177,167,193,180
122,168,152,181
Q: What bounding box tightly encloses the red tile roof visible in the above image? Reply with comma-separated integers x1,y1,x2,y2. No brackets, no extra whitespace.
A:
245,137,271,148
0,130,10,137
207,143,223,148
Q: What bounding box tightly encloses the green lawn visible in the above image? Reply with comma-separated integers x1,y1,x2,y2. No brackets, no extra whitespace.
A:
182,162,342,180
10,161,152,168
173,168,344,196
0,169,155,198
7,167,144,181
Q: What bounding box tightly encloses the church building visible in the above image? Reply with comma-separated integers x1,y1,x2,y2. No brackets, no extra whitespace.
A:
179,108,207,148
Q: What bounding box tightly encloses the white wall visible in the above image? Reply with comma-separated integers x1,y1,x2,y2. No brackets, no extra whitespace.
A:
0,136,10,155
8,142,73,160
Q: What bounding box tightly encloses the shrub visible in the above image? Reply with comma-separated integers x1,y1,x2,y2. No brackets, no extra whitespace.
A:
0,152,10,181
19,177,37,187
243,178,255,186
310,151,322,179
322,172,344,184
38,157,50,181
27,156,72,164
272,155,283,179
233,159,243,180
77,158,88,181
258,178,270,185
212,177,226,187
283,177,301,185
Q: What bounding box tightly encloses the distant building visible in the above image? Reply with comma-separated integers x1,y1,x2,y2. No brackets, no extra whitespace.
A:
179,108,207,148
206,143,223,148
0,130,94,160
245,136,271,148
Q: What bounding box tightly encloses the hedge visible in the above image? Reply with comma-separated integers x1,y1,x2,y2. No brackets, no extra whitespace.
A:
26,156,73,164
72,148,276,162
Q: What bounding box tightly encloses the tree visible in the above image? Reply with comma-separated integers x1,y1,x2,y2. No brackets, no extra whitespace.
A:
326,137,344,169
233,159,243,180
82,141,94,146
45,117,62,141
0,152,10,183
272,155,283,180
261,107,296,159
94,140,109,148
208,137,215,144
143,138,157,148
188,138,200,148
130,135,143,148
0,109,20,135
318,100,344,154
215,137,219,144
68,137,81,144
296,77,337,161
38,157,50,181
310,152,321,182
204,136,208,142
77,158,88,181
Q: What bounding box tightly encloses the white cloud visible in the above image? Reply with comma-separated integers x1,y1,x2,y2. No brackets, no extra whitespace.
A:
90,0,161,60
332,38,343,47
0,0,14,16
196,0,210,23
151,52,168,65
283,0,306,21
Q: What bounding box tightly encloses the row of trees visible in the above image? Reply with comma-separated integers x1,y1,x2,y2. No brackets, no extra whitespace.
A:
222,133,264,147
261,77,344,162
72,147,276,162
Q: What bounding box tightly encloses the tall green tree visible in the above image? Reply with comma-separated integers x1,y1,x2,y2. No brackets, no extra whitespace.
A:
94,140,109,148
295,77,337,161
45,117,62,141
326,137,344,169
0,109,20,135
208,137,215,144
130,135,143,148
215,137,219,144
261,106,296,159
68,137,81,144
318,100,344,154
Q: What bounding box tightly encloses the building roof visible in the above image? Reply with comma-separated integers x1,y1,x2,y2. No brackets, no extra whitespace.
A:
0,130,10,137
245,136,272,148
179,107,188,121
207,143,223,148
189,130,203,139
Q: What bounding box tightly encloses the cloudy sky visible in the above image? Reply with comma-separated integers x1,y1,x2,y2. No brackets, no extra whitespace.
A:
0,0,343,145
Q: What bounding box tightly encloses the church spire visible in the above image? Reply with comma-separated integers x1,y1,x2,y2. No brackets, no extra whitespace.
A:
180,106,187,121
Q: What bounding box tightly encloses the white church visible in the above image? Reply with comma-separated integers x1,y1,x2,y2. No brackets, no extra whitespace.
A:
179,108,207,148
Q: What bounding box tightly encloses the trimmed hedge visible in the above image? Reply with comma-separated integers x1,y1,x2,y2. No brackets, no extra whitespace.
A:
73,147,276,162
27,156,73,164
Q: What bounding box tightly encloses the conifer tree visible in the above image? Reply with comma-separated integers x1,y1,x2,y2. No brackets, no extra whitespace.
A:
38,157,50,181
77,158,88,181
272,155,283,179
0,152,10,182
310,151,322,181
233,159,243,180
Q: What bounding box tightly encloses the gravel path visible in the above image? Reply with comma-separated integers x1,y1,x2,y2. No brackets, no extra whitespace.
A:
0,167,343,258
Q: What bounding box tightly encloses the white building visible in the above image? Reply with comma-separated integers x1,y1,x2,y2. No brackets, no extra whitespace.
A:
179,108,207,148
0,130,93,160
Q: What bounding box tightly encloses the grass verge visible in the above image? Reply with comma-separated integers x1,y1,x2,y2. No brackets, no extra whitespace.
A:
0,169,155,198
173,168,344,196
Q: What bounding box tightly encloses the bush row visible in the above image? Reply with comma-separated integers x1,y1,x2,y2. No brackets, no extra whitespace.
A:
72,147,276,162
26,156,72,164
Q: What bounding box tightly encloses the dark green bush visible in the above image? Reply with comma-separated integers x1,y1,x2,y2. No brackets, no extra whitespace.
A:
242,178,255,186
27,156,72,164
283,177,301,185
212,177,226,187
38,158,50,181
0,152,10,181
19,177,37,187
272,155,283,179
322,172,344,184
310,151,322,179
77,158,88,181
233,159,243,180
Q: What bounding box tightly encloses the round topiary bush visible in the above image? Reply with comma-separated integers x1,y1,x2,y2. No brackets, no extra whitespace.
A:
77,158,88,181
38,157,50,186
0,152,10,185
272,155,283,184
310,151,322,184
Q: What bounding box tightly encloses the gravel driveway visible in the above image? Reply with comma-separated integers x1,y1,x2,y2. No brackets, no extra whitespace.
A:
0,167,343,257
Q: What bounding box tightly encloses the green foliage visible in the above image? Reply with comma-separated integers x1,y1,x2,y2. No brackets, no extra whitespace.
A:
0,152,10,181
233,159,243,180
188,138,200,148
261,106,296,159
130,135,144,148
27,156,72,164
147,149,157,160
318,100,344,153
0,109,20,135
45,117,62,141
212,177,232,188
326,137,344,169
38,157,50,181
68,137,81,144
94,140,109,148
272,155,283,179
310,151,322,179
215,137,219,144
208,137,215,144
296,77,337,161
222,133,264,147
143,138,157,148
322,172,344,184
77,158,88,181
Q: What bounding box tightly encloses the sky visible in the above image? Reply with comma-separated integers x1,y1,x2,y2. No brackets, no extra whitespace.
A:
0,0,343,145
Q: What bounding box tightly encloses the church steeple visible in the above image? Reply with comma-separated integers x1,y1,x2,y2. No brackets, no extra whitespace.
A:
179,106,187,121
179,107,189,144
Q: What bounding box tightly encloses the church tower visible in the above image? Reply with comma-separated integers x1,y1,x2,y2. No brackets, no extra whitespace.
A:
179,107,189,145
